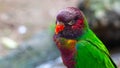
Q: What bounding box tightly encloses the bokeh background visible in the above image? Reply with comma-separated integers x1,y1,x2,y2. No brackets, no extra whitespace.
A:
0,0,120,68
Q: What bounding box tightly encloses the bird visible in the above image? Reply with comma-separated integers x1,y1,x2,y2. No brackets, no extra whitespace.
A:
53,7,117,68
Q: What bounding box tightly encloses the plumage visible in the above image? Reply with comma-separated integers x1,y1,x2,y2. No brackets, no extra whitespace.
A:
53,7,117,68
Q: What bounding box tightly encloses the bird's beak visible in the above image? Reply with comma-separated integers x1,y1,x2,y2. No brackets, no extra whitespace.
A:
55,22,65,34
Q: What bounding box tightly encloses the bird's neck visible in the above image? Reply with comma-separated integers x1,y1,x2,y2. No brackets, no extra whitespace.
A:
53,35,77,68
76,28,90,40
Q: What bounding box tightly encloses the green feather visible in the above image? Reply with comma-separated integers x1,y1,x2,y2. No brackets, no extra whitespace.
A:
75,17,117,68
75,40,115,68
77,29,109,55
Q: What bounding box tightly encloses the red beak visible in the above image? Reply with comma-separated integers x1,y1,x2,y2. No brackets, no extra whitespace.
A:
55,24,64,34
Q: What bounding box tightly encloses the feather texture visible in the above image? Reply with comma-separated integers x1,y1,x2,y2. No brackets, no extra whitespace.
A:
75,29,117,68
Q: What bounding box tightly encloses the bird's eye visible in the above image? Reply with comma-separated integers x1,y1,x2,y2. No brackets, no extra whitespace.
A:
68,20,75,25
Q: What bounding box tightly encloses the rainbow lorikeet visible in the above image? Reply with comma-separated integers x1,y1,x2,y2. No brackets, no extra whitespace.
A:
53,7,117,68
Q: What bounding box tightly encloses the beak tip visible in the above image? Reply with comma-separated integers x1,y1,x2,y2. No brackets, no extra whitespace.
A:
55,24,64,34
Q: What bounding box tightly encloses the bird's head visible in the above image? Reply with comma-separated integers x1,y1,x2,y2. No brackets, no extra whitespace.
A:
55,7,86,39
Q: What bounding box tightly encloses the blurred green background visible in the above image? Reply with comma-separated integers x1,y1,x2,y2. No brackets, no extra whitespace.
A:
0,0,120,68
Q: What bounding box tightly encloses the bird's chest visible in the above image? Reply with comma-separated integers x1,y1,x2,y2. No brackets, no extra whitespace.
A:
54,37,77,68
